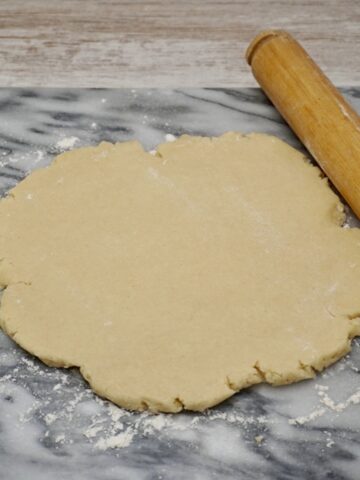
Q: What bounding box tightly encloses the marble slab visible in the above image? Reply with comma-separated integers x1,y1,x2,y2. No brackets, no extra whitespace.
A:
0,88,359,480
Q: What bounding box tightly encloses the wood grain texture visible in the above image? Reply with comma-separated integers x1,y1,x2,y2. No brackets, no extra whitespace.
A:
0,0,359,87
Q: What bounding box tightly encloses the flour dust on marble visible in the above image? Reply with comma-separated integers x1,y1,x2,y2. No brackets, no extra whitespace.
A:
1,338,359,454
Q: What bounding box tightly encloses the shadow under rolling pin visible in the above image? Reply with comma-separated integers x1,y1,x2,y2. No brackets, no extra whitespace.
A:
246,30,360,219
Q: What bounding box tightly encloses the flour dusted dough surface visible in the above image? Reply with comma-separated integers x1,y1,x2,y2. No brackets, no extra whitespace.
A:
1,133,360,412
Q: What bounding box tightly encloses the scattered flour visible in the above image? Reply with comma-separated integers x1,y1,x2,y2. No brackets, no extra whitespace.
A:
44,413,57,425
289,384,360,425
83,424,104,439
55,434,65,444
87,402,273,451
55,137,79,150
165,133,176,142
33,150,45,164
21,357,39,373
96,431,134,450
289,407,326,425
142,414,169,435
3,335,359,451
315,384,329,392
0,149,46,169
317,387,360,412
326,437,335,448
108,403,126,422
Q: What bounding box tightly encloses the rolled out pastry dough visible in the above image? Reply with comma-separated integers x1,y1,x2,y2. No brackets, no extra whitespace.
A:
1,133,359,412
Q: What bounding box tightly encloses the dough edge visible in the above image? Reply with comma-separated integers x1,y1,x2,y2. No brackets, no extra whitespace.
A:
0,132,360,413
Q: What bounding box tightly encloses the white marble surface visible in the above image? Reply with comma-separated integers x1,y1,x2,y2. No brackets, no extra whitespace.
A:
0,88,360,479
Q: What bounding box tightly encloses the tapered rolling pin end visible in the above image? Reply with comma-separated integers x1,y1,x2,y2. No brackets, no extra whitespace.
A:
246,30,286,66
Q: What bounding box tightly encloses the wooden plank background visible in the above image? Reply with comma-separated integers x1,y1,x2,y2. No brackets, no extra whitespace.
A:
0,0,359,87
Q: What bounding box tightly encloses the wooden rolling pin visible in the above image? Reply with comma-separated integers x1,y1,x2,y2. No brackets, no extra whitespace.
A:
246,30,360,219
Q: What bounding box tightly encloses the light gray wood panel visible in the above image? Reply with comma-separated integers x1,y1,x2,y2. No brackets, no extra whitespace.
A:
0,0,359,87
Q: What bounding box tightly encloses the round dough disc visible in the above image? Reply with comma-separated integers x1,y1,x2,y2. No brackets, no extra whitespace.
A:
0,133,359,412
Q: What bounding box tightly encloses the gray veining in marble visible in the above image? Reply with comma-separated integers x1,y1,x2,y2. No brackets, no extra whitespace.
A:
0,88,359,480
